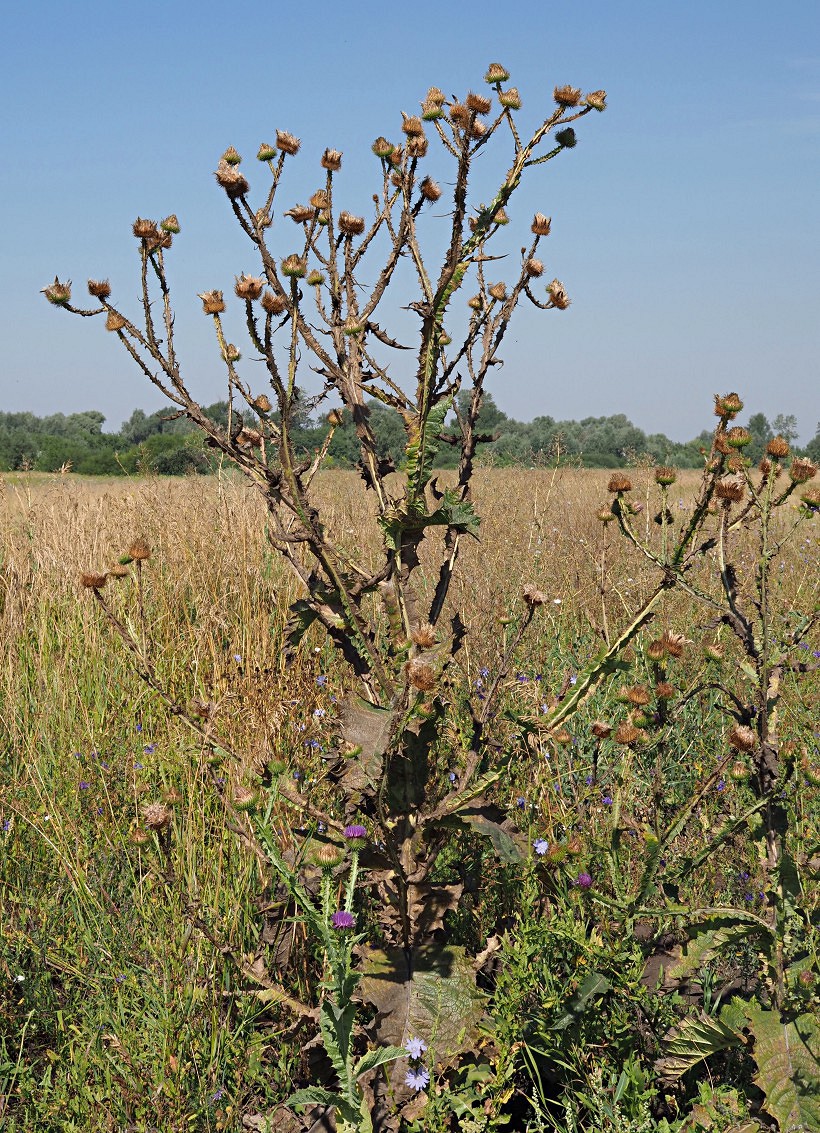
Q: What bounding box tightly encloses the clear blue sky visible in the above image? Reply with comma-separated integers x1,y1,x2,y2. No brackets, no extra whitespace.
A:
3,0,819,442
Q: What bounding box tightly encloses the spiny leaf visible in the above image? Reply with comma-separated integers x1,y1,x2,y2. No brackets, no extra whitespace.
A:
549,972,612,1032
656,1010,745,1082
660,917,770,988
742,1002,820,1132
405,395,452,499
354,1045,407,1079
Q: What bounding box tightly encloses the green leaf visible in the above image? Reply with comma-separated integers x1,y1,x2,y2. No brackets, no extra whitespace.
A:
287,1087,359,1124
405,396,452,499
660,916,771,987
353,1045,407,1079
742,1002,820,1132
656,1010,745,1082
283,598,318,656
319,999,357,1082
438,804,525,864
549,972,612,1032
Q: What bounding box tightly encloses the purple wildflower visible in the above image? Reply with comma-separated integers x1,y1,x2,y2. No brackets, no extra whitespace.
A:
344,824,367,840
576,872,593,889
602,795,613,806
405,1067,430,1091
316,675,327,685
331,910,356,931
405,1036,427,1059
79,781,90,790
533,839,549,855
515,796,527,808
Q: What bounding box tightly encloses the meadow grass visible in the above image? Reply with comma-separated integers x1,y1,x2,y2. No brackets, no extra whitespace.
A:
1,468,818,1131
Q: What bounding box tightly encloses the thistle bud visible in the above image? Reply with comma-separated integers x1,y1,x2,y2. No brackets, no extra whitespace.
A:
160,214,180,234
608,474,632,493
499,88,521,110
232,786,259,813
547,280,571,309
730,761,749,781
276,130,300,155
584,90,607,111
765,435,790,459
314,842,345,869
531,213,552,236
261,291,287,315
257,142,277,161
281,254,306,278
800,485,820,509
88,279,112,300
466,91,492,114
704,643,725,662
221,146,241,165
42,277,72,305
411,622,437,647
421,100,444,121
106,310,127,332
307,269,325,286
131,827,151,846
343,315,364,336
553,729,572,745
554,85,582,107
555,127,577,149
372,136,395,159
338,212,365,237
725,427,751,449
426,86,446,106
199,290,226,315
655,682,676,700
234,274,264,301
484,63,510,84
715,392,743,418
321,148,342,171
655,466,677,486
596,505,616,522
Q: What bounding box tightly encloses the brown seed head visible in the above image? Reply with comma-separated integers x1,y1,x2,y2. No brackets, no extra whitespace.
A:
758,457,773,477
321,148,342,171
789,458,817,484
234,274,264,301
727,455,748,473
522,583,547,607
547,279,570,309
800,485,820,508
131,827,151,846
80,571,107,590
450,102,470,127
553,728,573,746
531,213,552,237
704,642,725,662
276,130,301,155
257,142,276,161
199,289,225,316
419,176,442,202
287,204,315,223
499,87,522,110
132,217,159,240
655,466,677,486
728,724,756,752
489,282,507,302
214,160,249,198
596,505,616,523
401,114,425,137
88,279,112,300
406,134,428,158
766,435,790,459
426,86,446,105
554,84,582,106
584,90,607,111
715,392,744,418
525,257,544,277
253,394,272,414
626,685,651,706
655,681,676,700
714,476,745,503
160,213,180,234
106,310,126,332
608,473,632,493
327,408,344,427
485,63,510,84
421,99,444,120
614,722,640,745
410,622,437,648
309,189,329,210
661,630,690,658
128,540,151,561
591,721,613,739
236,427,262,448
646,639,666,661
261,291,287,315
142,802,172,830
407,659,436,691
107,564,130,579
466,91,492,114
467,294,483,311
338,212,365,237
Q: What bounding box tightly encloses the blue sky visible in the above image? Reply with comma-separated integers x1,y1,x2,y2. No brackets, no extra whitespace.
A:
3,0,819,441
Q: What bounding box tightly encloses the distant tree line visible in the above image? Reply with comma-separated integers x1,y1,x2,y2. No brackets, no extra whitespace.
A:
1,396,817,475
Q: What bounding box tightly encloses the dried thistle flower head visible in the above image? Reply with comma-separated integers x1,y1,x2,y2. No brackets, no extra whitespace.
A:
131,827,151,846
596,505,616,522
286,204,315,223
132,217,159,240
547,279,570,309
80,571,108,589
725,426,751,449
276,130,300,155
614,722,640,745
160,214,180,233
221,146,241,165
715,476,745,503
555,127,577,148
531,213,552,236
142,802,172,830
608,473,632,493
338,212,365,236
199,290,225,315
655,681,676,699
257,142,277,161
489,282,507,302
426,86,446,105
661,630,691,658
646,639,666,662
789,457,817,484
281,254,306,278
87,279,111,300
499,87,521,110
327,408,344,427
106,310,126,332
42,277,72,305
450,102,470,127
466,91,492,114
321,148,342,171
554,84,582,106
728,724,756,752
484,63,510,84
766,435,790,459
626,685,651,706
401,113,425,137
214,160,249,198
309,189,329,210
127,540,151,561
799,485,820,508
371,136,394,158
421,100,444,120
253,394,272,414
591,721,613,739
107,564,130,579
407,658,436,691
234,274,264,301
419,176,442,202
467,294,483,311
406,134,428,158
261,291,287,315
553,728,572,745
704,642,724,662
522,584,547,607
655,466,677,486
236,427,262,448
584,90,607,111
525,258,544,277
411,622,437,647
727,455,747,473
714,392,743,418
190,698,214,719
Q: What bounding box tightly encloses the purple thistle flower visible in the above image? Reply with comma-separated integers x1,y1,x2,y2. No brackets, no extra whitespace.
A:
405,1066,430,1091
316,675,327,685
405,1036,427,1059
602,795,613,806
533,838,549,855
344,824,367,840
331,910,356,931
515,796,527,808
576,872,593,889
79,781,90,790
